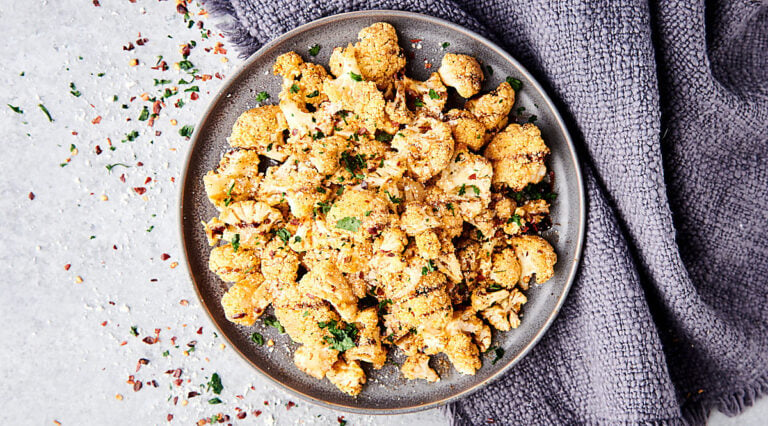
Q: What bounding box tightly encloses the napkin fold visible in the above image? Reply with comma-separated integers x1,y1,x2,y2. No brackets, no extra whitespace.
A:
203,0,768,423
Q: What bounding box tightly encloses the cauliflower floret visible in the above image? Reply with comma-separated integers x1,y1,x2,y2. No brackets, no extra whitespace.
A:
385,77,414,126
259,158,327,218
465,81,515,132
392,116,454,182
324,45,389,133
300,259,358,321
444,333,481,375
326,358,367,396
490,248,522,289
403,73,448,116
471,287,510,312
479,288,527,331
511,235,557,287
400,202,441,236
445,108,490,151
346,307,388,369
208,244,260,283
273,51,330,106
291,134,346,176
220,274,270,326
326,189,393,241
435,144,493,208
203,200,284,248
401,354,440,382
389,271,453,333
433,234,463,284
415,230,440,260
446,307,492,352
485,123,550,191
203,149,261,210
438,53,484,98
354,22,406,90
273,284,340,346
228,106,289,161
294,344,339,380
261,238,300,283
363,151,407,188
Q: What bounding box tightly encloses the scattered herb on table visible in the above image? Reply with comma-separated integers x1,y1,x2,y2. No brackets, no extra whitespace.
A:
308,44,321,56
179,125,194,137
7,104,22,114
69,82,81,97
206,373,223,394
38,104,53,121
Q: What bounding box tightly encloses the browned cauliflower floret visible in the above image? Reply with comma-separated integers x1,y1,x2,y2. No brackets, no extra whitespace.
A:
401,354,440,382
273,51,330,106
385,78,414,126
392,116,454,182
438,53,484,98
354,22,406,90
445,108,490,151
389,271,453,333
444,333,482,375
485,123,550,191
326,357,367,396
203,200,284,248
324,45,389,133
228,106,289,161
203,149,261,210
273,284,340,346
403,73,448,116
435,145,493,211
490,248,522,289
415,230,440,260
208,244,260,283
346,307,388,369
447,307,493,352
261,238,300,283
326,189,393,241
465,81,515,132
478,288,527,331
511,235,557,287
291,134,346,176
294,344,339,380
220,274,270,326
259,159,327,218
300,258,358,321
400,202,441,236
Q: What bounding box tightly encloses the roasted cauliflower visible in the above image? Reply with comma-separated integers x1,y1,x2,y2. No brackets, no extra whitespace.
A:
438,53,484,98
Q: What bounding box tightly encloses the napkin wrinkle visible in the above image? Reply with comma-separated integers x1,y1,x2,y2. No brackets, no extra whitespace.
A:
202,0,768,424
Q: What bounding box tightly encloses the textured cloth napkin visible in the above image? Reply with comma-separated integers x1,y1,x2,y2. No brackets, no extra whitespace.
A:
202,0,768,424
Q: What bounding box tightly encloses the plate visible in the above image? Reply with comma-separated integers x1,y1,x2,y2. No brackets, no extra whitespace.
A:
180,10,585,414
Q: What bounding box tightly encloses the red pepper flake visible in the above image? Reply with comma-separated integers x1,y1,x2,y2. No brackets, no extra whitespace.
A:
214,72,223,79
136,38,148,46
338,416,346,425
196,326,203,335
173,379,183,386
172,368,182,378
72,131,78,136
136,358,149,372
120,341,127,346
286,401,296,410
152,100,162,115
95,145,102,155
190,92,199,101
179,299,189,306
137,162,144,166
410,38,422,43
425,63,433,69
64,263,71,270
145,177,152,184
167,414,173,421
468,173,477,180
92,116,102,124
133,187,147,195
176,2,188,14
201,74,212,81
172,396,178,405
133,381,142,392
213,42,227,55
150,380,158,387
235,395,244,400
171,336,177,345
170,177,176,183
92,0,100,6
150,278,158,282
252,410,262,417
100,321,107,326
237,412,247,420
119,174,126,183
188,391,200,398
142,336,157,345
28,192,35,200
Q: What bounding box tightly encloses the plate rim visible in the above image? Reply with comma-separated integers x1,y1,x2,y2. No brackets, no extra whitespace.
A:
179,9,586,415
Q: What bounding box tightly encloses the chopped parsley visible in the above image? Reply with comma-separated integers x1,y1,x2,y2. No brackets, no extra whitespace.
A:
421,260,436,276
509,214,523,227
316,201,332,215
184,85,199,92
138,106,149,121
38,104,53,122
486,64,494,75
122,130,139,143
384,190,402,204
527,114,538,124
223,182,235,206
506,77,523,91
105,163,130,173
69,82,81,97
290,84,300,94
441,41,450,49
428,89,440,100
309,44,321,56
349,71,363,81
179,125,194,138
491,347,505,364
207,373,223,395
7,104,22,114
231,234,240,252
378,299,393,311
275,228,291,244
264,316,285,333
130,326,139,336
413,98,425,108
487,283,503,292
318,319,358,352
178,60,194,70
154,78,172,86
306,90,319,98
458,184,467,196
375,131,394,142
255,91,270,102
336,216,361,233
340,151,366,179
250,332,264,346
208,398,222,405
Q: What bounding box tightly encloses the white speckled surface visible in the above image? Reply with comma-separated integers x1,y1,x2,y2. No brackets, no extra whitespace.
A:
0,1,763,424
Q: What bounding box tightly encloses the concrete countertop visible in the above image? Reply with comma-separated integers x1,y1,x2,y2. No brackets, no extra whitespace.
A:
0,1,763,424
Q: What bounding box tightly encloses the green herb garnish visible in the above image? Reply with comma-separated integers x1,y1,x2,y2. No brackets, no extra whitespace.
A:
264,316,285,333
318,319,358,352
255,91,270,102
38,104,53,121
275,228,291,244
231,234,240,252
69,82,81,97
336,216,361,233
309,44,321,56
179,125,194,138
138,106,149,121
250,332,264,346
506,77,522,91
349,72,363,81
7,104,22,114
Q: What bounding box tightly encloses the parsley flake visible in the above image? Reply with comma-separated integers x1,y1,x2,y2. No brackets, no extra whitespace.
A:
336,216,361,233
349,72,363,81
179,125,194,138
264,316,285,333
255,91,270,102
506,77,523,91
309,44,321,56
318,320,358,352
231,234,240,252
250,332,264,346
7,104,22,114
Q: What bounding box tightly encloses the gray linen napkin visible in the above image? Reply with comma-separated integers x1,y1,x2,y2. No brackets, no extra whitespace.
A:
202,0,768,424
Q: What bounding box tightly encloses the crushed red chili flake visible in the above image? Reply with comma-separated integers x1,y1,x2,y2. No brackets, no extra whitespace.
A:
95,145,102,155
150,380,159,387
190,92,199,101
338,416,346,425
173,379,183,386
92,0,100,6
196,326,203,335
136,358,149,372
188,391,200,398
145,177,152,184
133,381,142,392
123,42,135,51
101,321,107,326
172,396,178,405
176,3,188,14
92,116,102,124
133,187,147,195
120,341,127,346
72,131,78,135
136,38,148,46
119,174,126,183
167,414,173,421
150,278,158,282
28,192,35,200
237,412,246,420
286,401,296,410
253,410,262,417
64,263,71,270
142,336,157,344
137,162,144,166
179,299,189,306
410,38,422,43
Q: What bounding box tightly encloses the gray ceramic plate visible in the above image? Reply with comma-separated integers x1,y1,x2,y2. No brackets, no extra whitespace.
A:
180,10,585,414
